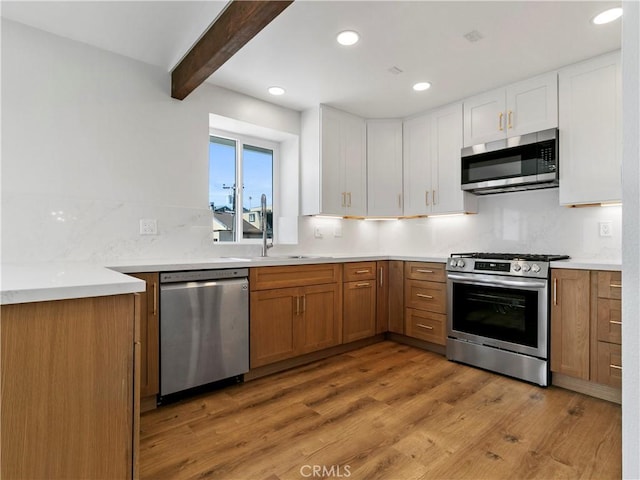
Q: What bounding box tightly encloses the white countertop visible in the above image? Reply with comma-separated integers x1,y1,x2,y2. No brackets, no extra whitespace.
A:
550,258,622,271
1,262,146,305
1,254,618,305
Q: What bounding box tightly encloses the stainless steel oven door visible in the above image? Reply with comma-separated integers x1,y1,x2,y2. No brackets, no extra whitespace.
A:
447,272,548,359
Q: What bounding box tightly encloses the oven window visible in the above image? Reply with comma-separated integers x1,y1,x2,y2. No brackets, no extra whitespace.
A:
452,283,539,348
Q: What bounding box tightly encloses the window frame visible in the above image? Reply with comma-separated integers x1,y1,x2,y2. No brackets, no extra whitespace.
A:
209,128,280,244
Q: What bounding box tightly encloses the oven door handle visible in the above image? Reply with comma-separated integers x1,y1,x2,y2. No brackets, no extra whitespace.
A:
447,273,547,290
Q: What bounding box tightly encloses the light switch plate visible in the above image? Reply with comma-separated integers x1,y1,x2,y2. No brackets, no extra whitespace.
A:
599,221,612,237
140,219,158,235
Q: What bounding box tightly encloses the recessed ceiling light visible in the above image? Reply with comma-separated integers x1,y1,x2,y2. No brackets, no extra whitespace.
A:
337,30,360,46
592,7,623,25
268,86,285,96
413,82,432,92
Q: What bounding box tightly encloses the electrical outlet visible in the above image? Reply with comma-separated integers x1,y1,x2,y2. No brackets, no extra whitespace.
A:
334,225,343,238
139,219,158,235
599,221,612,237
314,227,323,239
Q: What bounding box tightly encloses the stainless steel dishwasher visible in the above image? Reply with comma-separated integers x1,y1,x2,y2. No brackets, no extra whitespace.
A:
159,268,249,400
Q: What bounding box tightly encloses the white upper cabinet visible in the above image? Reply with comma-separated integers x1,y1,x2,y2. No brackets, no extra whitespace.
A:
403,114,431,216
367,119,403,216
404,103,477,216
463,72,558,147
301,105,367,216
558,51,621,206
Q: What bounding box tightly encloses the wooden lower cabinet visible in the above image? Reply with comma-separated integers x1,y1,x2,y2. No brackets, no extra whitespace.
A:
342,262,377,343
376,261,389,334
550,269,591,380
343,277,376,343
388,260,405,334
129,272,159,411
1,294,140,480
403,262,447,345
595,342,622,387
551,268,623,395
250,277,342,368
405,308,446,345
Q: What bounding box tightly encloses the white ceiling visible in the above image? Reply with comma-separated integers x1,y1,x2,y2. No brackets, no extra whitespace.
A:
1,1,622,119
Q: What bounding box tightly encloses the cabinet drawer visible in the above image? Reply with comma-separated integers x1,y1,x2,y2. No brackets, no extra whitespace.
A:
405,308,446,345
596,341,621,388
597,271,622,300
405,279,446,314
343,262,376,282
405,262,446,282
250,264,342,291
596,298,621,344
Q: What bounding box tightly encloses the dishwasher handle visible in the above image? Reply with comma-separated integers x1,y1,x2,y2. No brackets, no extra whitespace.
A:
160,268,248,283
159,277,249,292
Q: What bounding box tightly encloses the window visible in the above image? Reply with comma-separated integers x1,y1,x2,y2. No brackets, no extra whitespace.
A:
209,133,276,242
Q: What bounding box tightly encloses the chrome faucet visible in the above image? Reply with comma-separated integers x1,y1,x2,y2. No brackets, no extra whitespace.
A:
261,193,273,257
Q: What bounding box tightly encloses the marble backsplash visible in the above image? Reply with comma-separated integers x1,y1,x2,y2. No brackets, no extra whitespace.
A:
1,189,621,264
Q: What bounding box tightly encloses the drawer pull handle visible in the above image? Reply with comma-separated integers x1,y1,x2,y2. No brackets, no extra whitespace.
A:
417,323,434,330
610,364,622,370
355,270,370,274
416,269,434,274
610,283,622,288
356,283,370,288
609,320,622,325
417,293,433,299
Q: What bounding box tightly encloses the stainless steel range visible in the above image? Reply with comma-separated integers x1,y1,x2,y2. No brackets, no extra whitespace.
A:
446,253,569,386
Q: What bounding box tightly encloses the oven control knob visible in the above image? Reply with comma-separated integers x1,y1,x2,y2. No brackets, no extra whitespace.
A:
450,259,458,268
512,263,521,272
531,264,541,273
522,263,531,272
457,259,465,268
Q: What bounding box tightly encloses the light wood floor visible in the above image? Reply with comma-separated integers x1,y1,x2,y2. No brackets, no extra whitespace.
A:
140,341,621,480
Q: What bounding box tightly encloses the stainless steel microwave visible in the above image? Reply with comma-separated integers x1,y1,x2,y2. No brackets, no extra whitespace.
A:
461,128,558,195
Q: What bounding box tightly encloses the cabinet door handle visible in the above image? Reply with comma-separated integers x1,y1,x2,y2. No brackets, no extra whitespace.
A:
425,190,430,206
341,192,346,207
355,269,370,274
302,295,306,313
610,364,622,370
499,112,504,131
417,293,434,299
347,192,352,207
379,267,383,287
416,269,434,274
152,282,157,316
433,190,437,205
609,320,622,325
295,296,300,315
398,194,402,208
610,283,622,288
417,323,434,330
356,283,370,288
553,278,558,305
508,110,513,129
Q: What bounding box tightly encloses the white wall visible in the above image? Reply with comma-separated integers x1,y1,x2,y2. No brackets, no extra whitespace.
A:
1,19,300,262
622,1,640,477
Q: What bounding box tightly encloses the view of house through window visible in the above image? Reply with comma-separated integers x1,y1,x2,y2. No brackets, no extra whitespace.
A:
209,135,274,242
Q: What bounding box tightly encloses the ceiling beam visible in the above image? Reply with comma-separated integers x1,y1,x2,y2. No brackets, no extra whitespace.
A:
171,0,293,100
